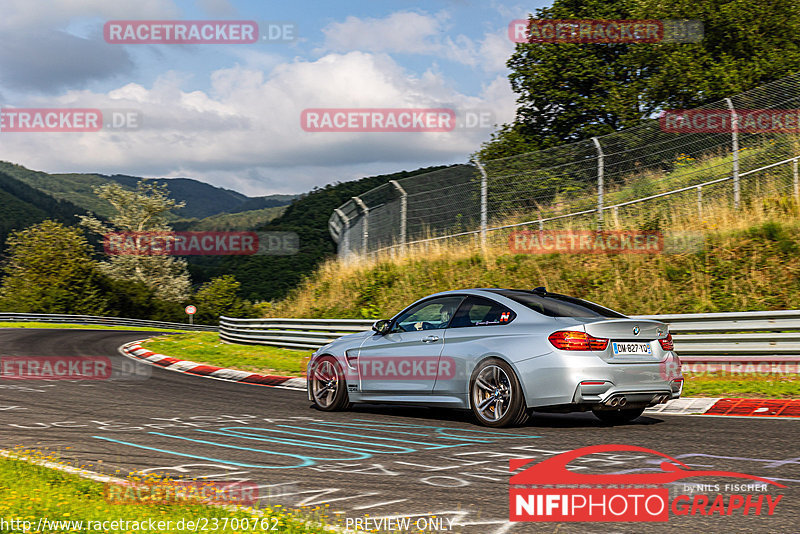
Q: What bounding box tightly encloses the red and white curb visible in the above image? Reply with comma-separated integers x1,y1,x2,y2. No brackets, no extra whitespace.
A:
119,341,307,390
119,341,798,417
646,397,800,418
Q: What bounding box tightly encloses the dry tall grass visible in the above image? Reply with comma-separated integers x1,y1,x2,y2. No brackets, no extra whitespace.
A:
262,170,800,319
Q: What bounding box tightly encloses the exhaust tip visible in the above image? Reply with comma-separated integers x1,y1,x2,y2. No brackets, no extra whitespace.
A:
609,397,619,407
618,396,627,407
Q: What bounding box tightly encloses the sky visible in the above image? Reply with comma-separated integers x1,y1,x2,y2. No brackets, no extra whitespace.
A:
0,0,551,196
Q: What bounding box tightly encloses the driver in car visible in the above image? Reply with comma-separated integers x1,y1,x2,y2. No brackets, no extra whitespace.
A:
414,303,455,330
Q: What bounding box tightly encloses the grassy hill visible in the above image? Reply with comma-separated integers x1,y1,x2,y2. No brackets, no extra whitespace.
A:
263,170,800,318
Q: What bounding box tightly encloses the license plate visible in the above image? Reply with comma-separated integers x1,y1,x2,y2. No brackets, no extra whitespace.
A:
611,342,652,356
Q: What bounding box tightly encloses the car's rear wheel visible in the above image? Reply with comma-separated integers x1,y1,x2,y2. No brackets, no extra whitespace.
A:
592,406,646,424
310,356,350,411
469,358,529,427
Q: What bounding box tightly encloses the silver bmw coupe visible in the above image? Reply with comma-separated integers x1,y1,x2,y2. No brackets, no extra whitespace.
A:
307,288,683,427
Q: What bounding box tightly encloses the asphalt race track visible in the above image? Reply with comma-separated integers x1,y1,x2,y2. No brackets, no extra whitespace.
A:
1,328,798,533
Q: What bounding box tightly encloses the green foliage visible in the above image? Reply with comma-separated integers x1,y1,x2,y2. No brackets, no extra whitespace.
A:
480,0,800,159
193,275,254,324
80,181,192,302
746,221,798,255
0,221,109,314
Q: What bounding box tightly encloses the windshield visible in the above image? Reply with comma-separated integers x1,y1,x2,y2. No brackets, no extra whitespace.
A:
491,290,626,319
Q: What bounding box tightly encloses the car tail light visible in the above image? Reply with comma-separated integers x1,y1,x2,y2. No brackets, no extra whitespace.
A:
548,331,609,351
658,333,674,351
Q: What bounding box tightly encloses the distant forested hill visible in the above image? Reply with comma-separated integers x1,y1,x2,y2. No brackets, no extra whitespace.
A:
0,170,84,247
0,161,295,220
198,165,459,302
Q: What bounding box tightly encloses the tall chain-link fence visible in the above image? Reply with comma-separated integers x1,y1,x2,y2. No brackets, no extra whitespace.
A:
330,73,800,257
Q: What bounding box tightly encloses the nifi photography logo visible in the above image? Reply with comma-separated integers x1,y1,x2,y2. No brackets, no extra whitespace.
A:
510,444,785,523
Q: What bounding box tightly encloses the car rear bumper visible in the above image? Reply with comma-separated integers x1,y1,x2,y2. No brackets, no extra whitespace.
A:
516,349,682,410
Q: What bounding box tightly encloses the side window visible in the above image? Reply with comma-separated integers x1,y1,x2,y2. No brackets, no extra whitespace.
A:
392,296,465,332
450,296,516,328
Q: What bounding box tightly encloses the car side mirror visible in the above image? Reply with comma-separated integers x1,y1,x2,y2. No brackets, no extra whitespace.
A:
372,319,391,335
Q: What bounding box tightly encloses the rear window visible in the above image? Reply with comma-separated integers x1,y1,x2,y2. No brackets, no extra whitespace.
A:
450,296,516,328
492,290,625,319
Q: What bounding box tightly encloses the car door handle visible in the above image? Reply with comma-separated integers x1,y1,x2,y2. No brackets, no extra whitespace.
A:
422,335,440,343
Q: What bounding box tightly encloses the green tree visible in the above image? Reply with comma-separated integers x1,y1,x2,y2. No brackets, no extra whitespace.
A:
0,220,109,314
193,275,253,324
479,0,800,159
80,181,191,302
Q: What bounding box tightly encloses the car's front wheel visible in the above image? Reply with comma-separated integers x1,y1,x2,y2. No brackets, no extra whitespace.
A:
469,358,529,427
592,406,646,424
310,355,350,411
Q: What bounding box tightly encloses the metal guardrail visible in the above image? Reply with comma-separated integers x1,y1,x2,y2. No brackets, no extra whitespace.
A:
220,317,371,350
220,311,800,363
0,313,217,332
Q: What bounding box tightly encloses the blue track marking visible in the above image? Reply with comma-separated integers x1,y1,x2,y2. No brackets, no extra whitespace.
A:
93,417,540,470
147,432,373,462
92,436,316,468
192,427,418,454
274,425,472,449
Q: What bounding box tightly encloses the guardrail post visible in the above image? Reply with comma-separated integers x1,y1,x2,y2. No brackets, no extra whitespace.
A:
472,159,489,246
592,137,604,229
793,158,799,201
352,196,369,254
333,208,350,258
389,179,407,247
725,98,740,209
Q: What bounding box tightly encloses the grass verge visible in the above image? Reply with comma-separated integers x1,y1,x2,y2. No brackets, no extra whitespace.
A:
0,321,198,333
682,372,800,398
0,450,328,533
141,332,311,376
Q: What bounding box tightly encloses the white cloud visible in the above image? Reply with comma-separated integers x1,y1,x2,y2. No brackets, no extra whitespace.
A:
320,11,514,73
0,51,516,195
321,12,444,55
